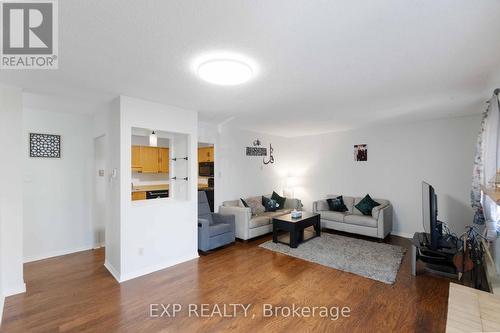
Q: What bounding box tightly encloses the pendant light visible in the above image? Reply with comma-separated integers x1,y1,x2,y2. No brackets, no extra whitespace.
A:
149,131,157,147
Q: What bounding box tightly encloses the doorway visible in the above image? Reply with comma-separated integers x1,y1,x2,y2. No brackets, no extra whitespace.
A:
198,142,215,212
93,135,106,248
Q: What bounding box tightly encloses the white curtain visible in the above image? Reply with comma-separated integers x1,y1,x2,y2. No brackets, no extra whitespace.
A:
484,94,500,186
471,92,500,225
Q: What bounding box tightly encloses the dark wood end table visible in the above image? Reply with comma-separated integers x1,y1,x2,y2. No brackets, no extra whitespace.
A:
272,212,321,248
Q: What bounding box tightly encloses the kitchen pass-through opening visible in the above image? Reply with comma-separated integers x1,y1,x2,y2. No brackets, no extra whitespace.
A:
131,127,190,202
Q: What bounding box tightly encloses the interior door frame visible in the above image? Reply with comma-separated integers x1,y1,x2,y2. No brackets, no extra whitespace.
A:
93,134,106,249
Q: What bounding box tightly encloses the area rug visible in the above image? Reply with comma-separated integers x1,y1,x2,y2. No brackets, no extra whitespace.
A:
259,233,406,284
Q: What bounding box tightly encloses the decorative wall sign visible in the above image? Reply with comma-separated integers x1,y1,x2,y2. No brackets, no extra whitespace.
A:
246,147,267,156
246,139,275,165
30,133,61,158
263,144,275,165
354,144,367,161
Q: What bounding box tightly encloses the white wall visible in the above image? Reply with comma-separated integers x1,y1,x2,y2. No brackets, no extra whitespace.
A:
0,85,25,301
216,124,289,207
286,115,481,237
22,108,96,262
103,100,122,280
110,96,198,282
93,109,108,138
198,121,218,144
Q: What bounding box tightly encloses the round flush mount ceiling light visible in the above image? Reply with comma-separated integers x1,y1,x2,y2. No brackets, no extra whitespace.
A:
192,52,257,86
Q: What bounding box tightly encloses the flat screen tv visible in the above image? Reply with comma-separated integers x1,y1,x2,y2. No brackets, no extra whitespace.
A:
422,181,441,250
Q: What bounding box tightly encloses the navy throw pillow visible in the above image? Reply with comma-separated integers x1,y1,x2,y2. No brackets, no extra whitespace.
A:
262,196,278,212
271,191,286,209
326,196,348,212
355,194,380,216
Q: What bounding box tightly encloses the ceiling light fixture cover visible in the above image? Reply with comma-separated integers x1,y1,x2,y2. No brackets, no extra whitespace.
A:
149,131,157,147
192,52,257,86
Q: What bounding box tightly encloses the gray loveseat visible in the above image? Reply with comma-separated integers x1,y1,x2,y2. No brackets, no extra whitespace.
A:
219,195,302,240
312,195,392,239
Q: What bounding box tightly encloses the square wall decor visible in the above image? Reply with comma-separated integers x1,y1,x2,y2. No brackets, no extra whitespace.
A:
30,133,61,158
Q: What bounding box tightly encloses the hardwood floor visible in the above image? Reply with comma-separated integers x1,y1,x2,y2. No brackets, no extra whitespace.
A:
1,233,451,333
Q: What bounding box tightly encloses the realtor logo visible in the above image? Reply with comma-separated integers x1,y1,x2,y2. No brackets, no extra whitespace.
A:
1,0,58,69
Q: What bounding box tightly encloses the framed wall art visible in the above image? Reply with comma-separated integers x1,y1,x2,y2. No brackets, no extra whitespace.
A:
29,133,61,158
354,144,367,161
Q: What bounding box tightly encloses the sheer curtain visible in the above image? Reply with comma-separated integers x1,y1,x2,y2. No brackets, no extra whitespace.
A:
471,92,500,226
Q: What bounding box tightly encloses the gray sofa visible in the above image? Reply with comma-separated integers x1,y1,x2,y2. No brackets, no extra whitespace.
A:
219,195,302,240
312,195,392,239
198,191,235,251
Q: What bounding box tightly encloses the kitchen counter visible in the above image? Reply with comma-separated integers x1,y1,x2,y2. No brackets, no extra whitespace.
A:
132,184,169,193
133,184,211,192
198,186,214,191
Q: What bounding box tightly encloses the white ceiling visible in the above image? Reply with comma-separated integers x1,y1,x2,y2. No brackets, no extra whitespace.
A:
2,0,500,137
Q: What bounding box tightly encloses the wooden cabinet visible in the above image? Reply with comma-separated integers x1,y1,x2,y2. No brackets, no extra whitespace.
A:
198,147,214,163
158,148,169,173
132,191,146,201
131,146,142,172
131,145,169,173
198,148,206,163
140,146,159,173
208,147,214,162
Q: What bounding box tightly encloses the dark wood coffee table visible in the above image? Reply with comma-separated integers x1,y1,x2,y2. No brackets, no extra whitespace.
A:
272,212,321,248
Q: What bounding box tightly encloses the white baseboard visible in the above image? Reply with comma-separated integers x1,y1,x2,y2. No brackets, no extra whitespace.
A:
119,253,199,283
104,260,121,283
391,230,413,239
93,242,105,250
23,244,99,263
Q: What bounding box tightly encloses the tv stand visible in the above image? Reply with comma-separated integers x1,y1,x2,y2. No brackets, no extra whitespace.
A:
411,232,459,278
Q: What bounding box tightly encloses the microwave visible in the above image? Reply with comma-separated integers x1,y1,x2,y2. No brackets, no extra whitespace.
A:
199,162,214,177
